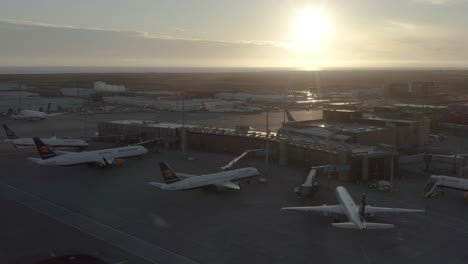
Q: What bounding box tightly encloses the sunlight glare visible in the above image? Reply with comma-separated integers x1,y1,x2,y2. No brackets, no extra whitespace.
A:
293,7,330,48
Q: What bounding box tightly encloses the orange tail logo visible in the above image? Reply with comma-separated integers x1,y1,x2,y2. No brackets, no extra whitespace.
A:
39,146,49,154
162,169,174,178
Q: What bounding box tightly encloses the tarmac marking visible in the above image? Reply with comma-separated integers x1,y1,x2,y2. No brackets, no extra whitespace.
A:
0,182,200,264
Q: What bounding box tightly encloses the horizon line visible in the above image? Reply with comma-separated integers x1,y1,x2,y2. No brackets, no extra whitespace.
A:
1,65,468,75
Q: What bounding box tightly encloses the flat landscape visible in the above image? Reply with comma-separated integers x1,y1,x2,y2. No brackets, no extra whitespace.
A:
1,70,467,95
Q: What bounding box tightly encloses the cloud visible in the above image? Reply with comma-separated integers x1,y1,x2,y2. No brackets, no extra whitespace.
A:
0,18,467,68
0,19,296,67
385,20,416,31
410,0,468,5
0,18,138,34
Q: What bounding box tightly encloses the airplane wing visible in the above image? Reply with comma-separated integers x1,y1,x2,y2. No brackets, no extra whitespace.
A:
363,206,424,214
220,149,262,170
332,222,395,229
432,154,456,158
282,205,344,214
331,222,359,229
11,145,35,149
365,223,395,229
46,113,64,117
10,115,26,119
129,138,165,146
215,181,240,190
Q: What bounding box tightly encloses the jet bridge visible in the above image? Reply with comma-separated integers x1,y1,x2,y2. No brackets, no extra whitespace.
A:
423,175,468,198
295,165,334,197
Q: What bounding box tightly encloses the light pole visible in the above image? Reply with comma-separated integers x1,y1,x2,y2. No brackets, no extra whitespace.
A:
181,93,186,158
391,119,396,192
260,108,270,183
17,82,22,111
266,109,269,170
282,88,286,124
182,94,185,128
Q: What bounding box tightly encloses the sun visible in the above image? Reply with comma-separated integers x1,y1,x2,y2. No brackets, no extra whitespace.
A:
293,7,330,47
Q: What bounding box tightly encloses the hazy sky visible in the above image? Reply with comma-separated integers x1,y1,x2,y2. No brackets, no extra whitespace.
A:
1,0,467,68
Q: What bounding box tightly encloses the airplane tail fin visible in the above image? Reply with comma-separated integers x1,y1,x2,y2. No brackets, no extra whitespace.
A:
33,137,58,159
359,193,366,220
2,124,18,139
285,110,296,122
159,162,180,184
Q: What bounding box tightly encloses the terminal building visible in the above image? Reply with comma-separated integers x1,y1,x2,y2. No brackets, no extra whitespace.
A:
97,101,434,185
97,117,396,183
281,108,430,153
387,81,437,98
442,103,468,125
96,88,440,185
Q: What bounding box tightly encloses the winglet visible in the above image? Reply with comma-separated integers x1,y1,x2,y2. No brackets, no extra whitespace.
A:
2,124,18,139
33,137,58,159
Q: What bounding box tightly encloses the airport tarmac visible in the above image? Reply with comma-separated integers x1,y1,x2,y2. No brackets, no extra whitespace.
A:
1,113,468,263
1,139,468,264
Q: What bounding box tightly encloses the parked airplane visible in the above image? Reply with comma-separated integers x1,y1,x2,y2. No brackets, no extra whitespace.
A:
2,124,88,149
285,110,296,122
149,150,261,191
149,162,259,191
423,175,468,198
28,137,147,166
282,186,424,230
10,110,63,120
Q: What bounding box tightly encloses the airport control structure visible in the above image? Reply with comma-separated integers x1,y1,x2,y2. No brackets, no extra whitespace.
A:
96,103,442,184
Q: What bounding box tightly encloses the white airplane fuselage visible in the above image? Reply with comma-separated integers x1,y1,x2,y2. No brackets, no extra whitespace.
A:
12,110,48,120
6,137,88,148
159,167,259,191
335,186,365,230
32,145,147,166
